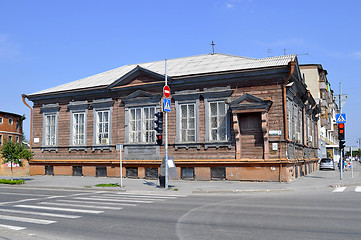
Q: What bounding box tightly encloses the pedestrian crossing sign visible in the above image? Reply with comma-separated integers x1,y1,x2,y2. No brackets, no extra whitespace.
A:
163,98,171,112
336,113,346,123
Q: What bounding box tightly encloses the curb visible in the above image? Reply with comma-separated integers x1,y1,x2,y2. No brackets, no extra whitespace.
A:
192,188,292,194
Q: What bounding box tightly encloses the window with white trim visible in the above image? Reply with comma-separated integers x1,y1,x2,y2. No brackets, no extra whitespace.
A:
72,112,86,145
0,117,3,124
0,134,3,145
45,113,57,146
209,101,227,141
95,110,110,145
8,118,13,125
129,106,156,143
180,103,196,142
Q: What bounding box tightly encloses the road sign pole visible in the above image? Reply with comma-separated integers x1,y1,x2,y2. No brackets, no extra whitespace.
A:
164,59,168,188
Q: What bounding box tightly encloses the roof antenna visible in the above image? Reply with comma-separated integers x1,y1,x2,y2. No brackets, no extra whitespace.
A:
211,41,215,55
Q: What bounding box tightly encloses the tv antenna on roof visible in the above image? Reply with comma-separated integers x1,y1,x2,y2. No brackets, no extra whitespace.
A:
211,41,215,55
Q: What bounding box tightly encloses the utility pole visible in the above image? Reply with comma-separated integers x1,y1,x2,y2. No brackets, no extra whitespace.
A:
339,82,343,180
164,59,169,188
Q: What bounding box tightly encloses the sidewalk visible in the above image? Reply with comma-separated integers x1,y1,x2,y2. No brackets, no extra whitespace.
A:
1,163,361,194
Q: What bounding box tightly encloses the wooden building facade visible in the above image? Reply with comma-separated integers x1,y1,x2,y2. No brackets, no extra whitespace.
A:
25,53,319,182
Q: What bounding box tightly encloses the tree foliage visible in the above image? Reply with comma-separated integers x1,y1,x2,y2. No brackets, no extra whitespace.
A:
0,140,33,179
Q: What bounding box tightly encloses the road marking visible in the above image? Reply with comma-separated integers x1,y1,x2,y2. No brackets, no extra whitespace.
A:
39,202,123,210
56,199,137,206
101,194,176,199
113,192,187,197
355,186,361,192
0,223,26,231
0,208,81,218
0,214,56,224
333,187,346,192
74,197,153,203
0,192,51,197
0,198,39,206
97,195,166,201
14,205,103,214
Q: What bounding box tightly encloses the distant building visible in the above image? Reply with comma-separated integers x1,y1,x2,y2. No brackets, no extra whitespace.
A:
300,65,340,162
25,53,320,182
0,111,29,175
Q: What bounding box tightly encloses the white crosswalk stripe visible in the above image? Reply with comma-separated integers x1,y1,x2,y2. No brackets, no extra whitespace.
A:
0,208,81,219
0,214,56,224
38,202,123,210
56,199,137,206
14,205,104,214
354,186,361,192
333,187,346,192
74,197,154,203
0,223,26,231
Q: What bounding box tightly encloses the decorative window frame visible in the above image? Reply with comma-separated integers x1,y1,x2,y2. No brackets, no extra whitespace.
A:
41,103,60,152
173,91,201,150
203,88,233,149
68,101,89,152
91,98,114,152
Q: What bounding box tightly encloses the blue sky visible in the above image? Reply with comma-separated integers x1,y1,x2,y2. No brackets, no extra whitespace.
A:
1,0,360,146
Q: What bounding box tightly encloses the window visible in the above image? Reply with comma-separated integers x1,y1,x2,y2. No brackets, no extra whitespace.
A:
45,113,57,146
287,99,293,140
16,136,19,143
0,117,3,124
129,106,156,143
96,110,110,145
209,101,227,141
8,135,13,141
0,135,2,145
180,103,196,142
72,112,86,145
8,118,13,125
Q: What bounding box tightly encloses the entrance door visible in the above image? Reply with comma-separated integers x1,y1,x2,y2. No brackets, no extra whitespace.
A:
239,112,264,159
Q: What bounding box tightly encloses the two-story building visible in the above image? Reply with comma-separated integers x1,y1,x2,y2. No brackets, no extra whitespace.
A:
25,53,320,182
300,64,339,162
0,111,28,175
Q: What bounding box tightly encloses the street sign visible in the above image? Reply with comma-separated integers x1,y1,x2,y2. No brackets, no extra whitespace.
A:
163,98,171,112
336,113,346,123
163,85,170,98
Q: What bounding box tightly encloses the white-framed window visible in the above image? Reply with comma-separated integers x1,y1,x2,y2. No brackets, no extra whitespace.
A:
180,103,196,142
208,101,227,141
0,134,3,145
129,106,156,143
16,136,20,143
287,99,293,140
72,112,86,145
8,118,13,125
95,110,110,145
0,117,3,124
44,113,57,146
8,135,13,142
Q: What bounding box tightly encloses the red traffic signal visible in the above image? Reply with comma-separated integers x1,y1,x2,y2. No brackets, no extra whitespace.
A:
338,123,345,140
156,134,162,146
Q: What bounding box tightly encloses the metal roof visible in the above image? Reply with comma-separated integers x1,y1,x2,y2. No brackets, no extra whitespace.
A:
29,53,296,96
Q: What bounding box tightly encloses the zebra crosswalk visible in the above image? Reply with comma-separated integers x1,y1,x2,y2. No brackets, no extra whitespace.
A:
332,186,361,193
0,191,186,232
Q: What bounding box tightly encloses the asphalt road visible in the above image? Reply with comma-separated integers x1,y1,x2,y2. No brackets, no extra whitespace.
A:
0,170,360,240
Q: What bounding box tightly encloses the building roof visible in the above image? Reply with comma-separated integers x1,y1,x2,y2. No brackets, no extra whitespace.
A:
29,53,296,96
0,111,23,118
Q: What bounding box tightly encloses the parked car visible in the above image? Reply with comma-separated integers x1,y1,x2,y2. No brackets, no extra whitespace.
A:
319,158,335,170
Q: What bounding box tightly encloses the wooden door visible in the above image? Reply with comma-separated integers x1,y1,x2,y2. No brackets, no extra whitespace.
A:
239,112,264,159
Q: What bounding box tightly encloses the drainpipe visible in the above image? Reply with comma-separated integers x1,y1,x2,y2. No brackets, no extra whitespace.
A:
282,61,295,182
22,94,32,150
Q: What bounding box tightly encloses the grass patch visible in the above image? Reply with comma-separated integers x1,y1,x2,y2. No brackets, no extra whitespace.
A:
0,179,25,185
95,183,119,187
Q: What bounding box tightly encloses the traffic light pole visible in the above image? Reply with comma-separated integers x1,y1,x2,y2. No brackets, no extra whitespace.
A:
339,82,343,180
164,59,169,189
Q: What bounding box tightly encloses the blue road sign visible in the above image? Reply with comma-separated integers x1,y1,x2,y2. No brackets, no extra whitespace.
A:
163,98,171,112
336,113,346,123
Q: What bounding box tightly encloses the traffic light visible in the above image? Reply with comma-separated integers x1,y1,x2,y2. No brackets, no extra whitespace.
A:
154,112,163,146
154,112,163,133
340,140,346,149
338,123,345,140
156,134,162,146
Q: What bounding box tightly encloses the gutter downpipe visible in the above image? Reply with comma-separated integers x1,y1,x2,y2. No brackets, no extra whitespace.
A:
282,61,296,182
22,94,32,150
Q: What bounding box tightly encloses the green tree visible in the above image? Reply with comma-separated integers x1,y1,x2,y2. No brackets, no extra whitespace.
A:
0,140,33,180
